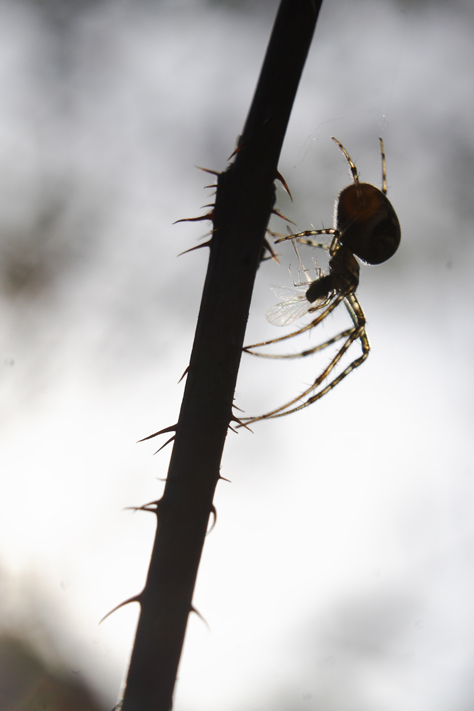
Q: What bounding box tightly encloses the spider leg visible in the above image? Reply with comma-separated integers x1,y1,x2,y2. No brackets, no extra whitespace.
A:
293,239,332,250
244,293,345,352
245,327,354,360
242,293,369,423
275,228,337,245
332,137,359,184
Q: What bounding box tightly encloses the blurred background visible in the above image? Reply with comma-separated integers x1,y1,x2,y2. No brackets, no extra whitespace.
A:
1,0,474,709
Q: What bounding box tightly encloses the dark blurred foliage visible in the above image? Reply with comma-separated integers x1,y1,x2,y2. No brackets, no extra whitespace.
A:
29,0,103,27
0,634,105,711
0,195,79,299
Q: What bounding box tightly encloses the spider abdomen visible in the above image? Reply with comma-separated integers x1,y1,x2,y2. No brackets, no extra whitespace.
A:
337,183,401,265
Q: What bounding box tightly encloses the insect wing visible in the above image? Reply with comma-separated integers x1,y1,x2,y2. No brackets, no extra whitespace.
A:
266,285,312,327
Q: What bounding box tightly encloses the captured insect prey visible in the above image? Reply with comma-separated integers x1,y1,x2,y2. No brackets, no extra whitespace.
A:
242,137,401,424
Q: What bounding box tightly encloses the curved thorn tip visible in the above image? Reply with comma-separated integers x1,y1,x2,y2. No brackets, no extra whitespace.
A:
100,594,142,624
191,605,210,631
138,424,178,443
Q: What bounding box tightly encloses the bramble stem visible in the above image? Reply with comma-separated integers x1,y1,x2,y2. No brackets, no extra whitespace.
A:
120,2,321,709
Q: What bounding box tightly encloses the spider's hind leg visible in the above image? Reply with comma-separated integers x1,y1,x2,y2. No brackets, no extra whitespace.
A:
242,292,369,423
287,291,369,415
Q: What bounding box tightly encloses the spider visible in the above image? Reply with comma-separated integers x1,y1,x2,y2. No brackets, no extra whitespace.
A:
242,137,401,424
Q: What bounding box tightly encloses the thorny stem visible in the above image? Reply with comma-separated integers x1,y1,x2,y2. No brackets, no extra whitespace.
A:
120,2,322,709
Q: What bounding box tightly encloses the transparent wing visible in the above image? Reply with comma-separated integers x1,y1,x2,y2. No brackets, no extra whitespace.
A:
265,285,313,327
266,297,311,327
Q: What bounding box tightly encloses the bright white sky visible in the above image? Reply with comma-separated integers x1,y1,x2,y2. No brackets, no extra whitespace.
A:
1,0,474,709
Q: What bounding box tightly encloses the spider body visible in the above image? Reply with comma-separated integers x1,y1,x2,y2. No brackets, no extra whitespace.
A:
242,137,400,423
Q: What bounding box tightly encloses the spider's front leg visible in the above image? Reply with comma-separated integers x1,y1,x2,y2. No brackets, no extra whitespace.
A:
275,228,338,250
